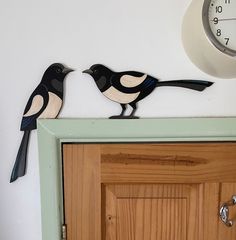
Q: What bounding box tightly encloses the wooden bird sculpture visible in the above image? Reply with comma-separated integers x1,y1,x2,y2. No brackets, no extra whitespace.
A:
83,64,214,118
10,63,74,183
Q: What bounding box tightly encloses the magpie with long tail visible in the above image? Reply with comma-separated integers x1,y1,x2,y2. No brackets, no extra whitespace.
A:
10,63,74,183
83,64,214,119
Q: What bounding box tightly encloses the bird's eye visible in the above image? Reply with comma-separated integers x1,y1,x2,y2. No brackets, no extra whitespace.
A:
94,69,98,74
56,68,62,73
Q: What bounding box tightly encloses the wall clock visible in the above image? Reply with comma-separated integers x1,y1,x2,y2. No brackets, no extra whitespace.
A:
182,0,236,78
202,0,236,57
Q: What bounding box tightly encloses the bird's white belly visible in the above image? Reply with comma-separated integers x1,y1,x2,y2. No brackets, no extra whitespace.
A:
103,87,140,104
39,92,62,119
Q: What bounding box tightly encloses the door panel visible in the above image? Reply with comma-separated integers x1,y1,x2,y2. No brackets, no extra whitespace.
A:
63,143,236,240
104,184,201,240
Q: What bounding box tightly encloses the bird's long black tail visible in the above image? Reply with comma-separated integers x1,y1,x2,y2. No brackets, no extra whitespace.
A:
10,130,31,183
156,80,213,91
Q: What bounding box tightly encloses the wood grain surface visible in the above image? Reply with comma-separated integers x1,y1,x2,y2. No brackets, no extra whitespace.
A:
63,143,236,240
101,143,236,183
63,144,101,240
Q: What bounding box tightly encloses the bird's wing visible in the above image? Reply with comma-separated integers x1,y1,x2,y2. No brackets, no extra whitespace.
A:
111,72,157,94
20,85,49,130
23,95,44,117
120,74,147,88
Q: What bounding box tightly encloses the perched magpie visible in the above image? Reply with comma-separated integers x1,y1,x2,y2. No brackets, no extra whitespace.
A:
10,63,74,183
83,64,213,118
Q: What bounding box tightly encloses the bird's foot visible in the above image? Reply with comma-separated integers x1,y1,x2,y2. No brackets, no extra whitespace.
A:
109,115,139,119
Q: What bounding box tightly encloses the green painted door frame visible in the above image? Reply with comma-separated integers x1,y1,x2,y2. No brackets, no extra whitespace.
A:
37,118,236,240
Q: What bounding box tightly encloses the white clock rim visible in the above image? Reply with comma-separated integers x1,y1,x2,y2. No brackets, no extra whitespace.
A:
202,0,236,57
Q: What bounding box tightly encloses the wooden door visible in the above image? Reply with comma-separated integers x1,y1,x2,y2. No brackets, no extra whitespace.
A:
63,143,236,240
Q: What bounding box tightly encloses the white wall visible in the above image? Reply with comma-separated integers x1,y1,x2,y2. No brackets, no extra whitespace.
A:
1,0,236,239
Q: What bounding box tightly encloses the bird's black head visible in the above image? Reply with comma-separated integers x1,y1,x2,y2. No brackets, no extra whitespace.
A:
42,63,74,83
82,64,113,82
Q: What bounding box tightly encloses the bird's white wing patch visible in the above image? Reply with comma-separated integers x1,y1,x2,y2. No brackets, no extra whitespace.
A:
120,74,147,88
23,95,44,117
103,87,140,104
39,92,62,119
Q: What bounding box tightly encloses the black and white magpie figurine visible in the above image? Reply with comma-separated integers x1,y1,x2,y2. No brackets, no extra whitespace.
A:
10,63,74,183
83,64,214,119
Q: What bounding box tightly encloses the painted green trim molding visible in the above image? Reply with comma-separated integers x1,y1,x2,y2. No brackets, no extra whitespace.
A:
37,118,236,240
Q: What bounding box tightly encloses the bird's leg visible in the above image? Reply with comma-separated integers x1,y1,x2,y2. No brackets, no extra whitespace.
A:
128,102,139,119
120,104,127,116
109,104,127,119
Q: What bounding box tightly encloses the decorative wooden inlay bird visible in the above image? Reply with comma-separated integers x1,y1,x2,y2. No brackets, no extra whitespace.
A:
10,63,74,183
83,64,214,118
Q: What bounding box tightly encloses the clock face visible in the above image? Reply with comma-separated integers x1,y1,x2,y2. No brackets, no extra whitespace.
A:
203,0,236,56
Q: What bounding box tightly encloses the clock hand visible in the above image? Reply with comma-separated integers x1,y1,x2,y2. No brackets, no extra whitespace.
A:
218,17,236,22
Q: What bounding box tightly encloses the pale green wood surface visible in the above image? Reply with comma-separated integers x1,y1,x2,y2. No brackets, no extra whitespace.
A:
37,118,236,240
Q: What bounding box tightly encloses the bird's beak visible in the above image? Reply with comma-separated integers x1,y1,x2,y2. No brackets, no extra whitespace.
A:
82,69,93,75
63,67,75,74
